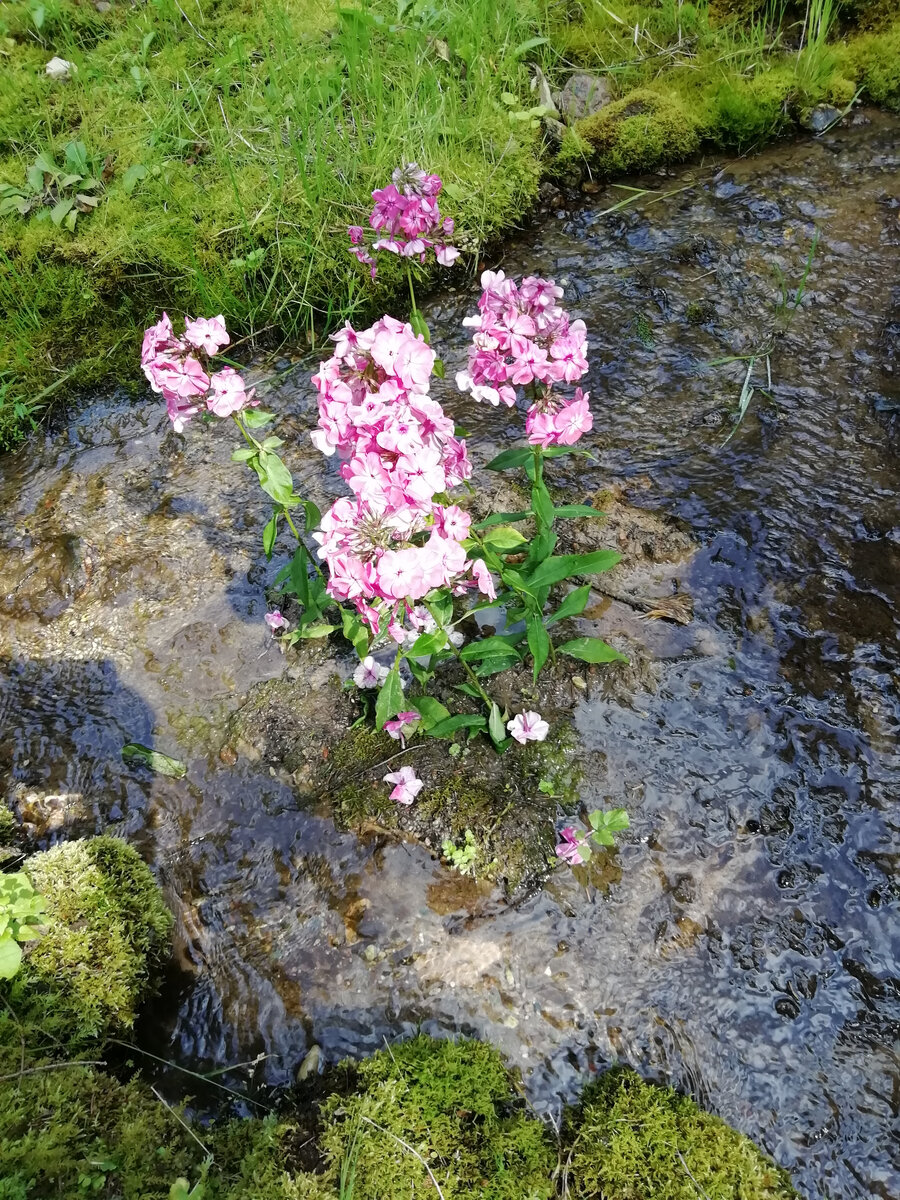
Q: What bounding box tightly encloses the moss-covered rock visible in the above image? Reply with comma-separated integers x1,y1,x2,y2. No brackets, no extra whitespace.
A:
562,1066,797,1200
576,88,702,176
313,1035,555,1199
842,26,900,111
20,835,172,1041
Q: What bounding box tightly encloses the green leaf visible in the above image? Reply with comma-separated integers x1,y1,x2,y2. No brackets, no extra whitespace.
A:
488,702,506,745
554,504,606,519
556,636,627,664
588,807,630,846
531,482,554,528
453,682,483,699
374,668,404,730
474,652,521,677
485,447,532,471
26,164,44,193
526,614,550,681
459,634,523,661
428,714,487,738
296,623,336,638
472,511,531,530
341,609,370,658
409,309,430,344
0,936,22,980
49,197,74,226
63,208,77,232
483,524,528,551
289,544,310,608
303,500,321,533
262,513,278,560
512,35,549,56
410,697,451,729
231,446,256,463
432,357,445,379
545,584,591,627
527,550,621,589
64,141,89,175
409,630,447,657
123,163,150,194
258,450,294,506
242,409,275,429
33,150,58,176
122,743,187,778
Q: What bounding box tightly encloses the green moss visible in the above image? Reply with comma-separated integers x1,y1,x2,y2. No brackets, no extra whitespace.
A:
315,1036,555,1199
562,1066,797,1200
0,802,18,845
21,835,172,1041
844,27,900,110
576,89,702,176
711,69,794,151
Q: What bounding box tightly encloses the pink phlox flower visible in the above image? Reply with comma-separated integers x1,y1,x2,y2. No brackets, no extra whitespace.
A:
552,393,593,446
265,610,289,633
184,314,229,355
141,312,178,368
471,559,496,601
353,655,389,689
383,765,424,806
164,392,203,434
384,711,420,745
507,710,549,744
526,407,560,449
207,367,257,418
555,827,585,866
433,504,471,541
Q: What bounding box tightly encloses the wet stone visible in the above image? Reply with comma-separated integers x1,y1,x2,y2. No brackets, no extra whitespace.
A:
552,72,613,123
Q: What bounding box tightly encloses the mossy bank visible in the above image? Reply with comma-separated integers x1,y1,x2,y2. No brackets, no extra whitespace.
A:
1,0,900,445
0,829,796,1198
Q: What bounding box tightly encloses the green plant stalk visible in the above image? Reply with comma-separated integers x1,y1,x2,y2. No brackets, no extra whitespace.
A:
424,600,497,711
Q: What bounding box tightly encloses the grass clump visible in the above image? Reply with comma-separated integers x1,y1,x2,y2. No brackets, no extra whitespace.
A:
562,1066,797,1200
21,834,172,1041
314,1035,556,1199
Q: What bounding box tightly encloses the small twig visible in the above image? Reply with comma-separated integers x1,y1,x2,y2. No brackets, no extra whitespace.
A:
0,1059,105,1082
359,1115,446,1199
109,1039,271,1109
151,1084,213,1159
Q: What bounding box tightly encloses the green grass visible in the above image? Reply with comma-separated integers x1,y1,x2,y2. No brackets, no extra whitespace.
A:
0,0,899,447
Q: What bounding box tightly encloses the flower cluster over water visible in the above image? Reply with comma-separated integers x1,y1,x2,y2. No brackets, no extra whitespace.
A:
348,163,459,278
456,270,592,449
309,314,492,640
141,313,257,432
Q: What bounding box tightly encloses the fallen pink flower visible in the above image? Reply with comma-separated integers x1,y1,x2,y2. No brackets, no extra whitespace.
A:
264,610,289,633
384,711,421,745
555,827,584,866
383,765,424,805
507,710,549,744
353,656,388,689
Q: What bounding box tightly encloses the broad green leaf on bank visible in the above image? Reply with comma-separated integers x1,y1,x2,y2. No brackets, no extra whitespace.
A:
459,634,524,661
556,636,627,664
374,668,404,730
295,623,336,638
472,511,531,530
545,584,591,627
410,696,451,729
428,713,487,738
409,630,447,657
231,446,256,463
341,609,370,658
474,651,522,676
0,937,23,980
527,550,621,589
554,504,605,519
242,409,275,429
483,524,527,551
289,544,310,608
122,743,187,778
303,500,321,533
488,702,506,745
485,447,532,471
526,613,550,681
262,512,278,560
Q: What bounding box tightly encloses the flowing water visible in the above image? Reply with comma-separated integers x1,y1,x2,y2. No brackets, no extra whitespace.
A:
1,112,899,1197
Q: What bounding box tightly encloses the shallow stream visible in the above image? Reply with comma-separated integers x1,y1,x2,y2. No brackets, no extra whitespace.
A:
1,112,899,1197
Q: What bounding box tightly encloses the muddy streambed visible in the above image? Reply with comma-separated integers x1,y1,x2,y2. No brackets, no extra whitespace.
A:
2,113,899,1197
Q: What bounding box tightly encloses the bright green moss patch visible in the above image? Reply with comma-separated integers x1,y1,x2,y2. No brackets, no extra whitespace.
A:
313,1035,556,1199
576,89,702,175
22,835,172,1040
562,1066,797,1200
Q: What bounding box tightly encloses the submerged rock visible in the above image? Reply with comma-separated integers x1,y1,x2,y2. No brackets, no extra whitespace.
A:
802,103,844,133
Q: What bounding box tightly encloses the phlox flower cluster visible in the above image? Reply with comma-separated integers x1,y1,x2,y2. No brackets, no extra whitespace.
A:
142,313,257,433
310,315,492,637
348,163,460,279
455,271,593,449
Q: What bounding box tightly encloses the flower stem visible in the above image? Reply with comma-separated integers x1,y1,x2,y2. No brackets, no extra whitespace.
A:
425,601,495,710
406,263,418,318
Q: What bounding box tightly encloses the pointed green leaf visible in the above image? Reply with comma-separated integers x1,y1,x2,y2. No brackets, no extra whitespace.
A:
410,697,451,729
483,525,528,551
289,544,310,608
262,513,278,560
485,447,532,471
556,636,627,664
488,702,506,745
374,668,404,730
49,196,74,226
409,309,430,343
527,550,621,589
231,446,256,463
296,623,336,638
242,409,275,429
409,630,447,657
474,652,521,676
526,614,550,681
554,504,606,519
0,937,23,980
428,713,487,738
531,481,554,527
545,584,591,628
459,634,523,661
472,511,531,530
303,500,321,533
